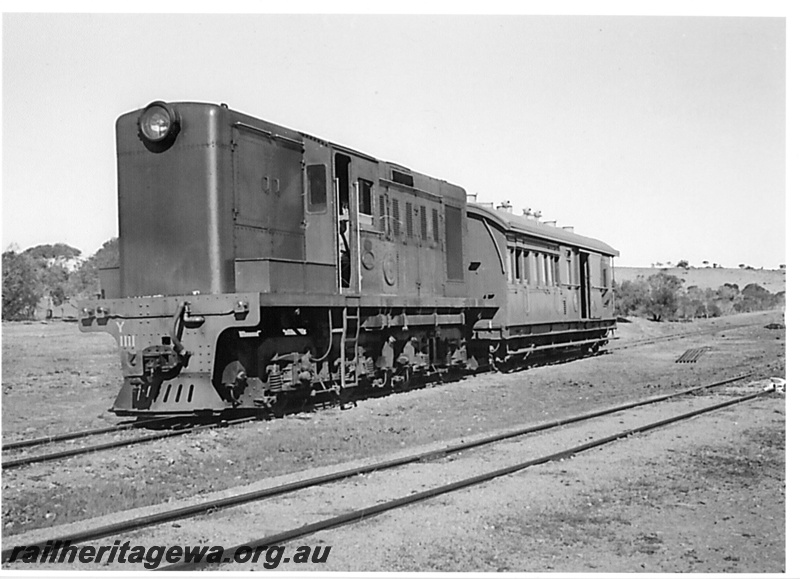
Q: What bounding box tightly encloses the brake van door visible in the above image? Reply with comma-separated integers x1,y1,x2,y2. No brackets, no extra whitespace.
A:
579,251,591,319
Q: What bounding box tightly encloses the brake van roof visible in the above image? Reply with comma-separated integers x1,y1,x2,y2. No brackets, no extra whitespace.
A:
468,203,619,257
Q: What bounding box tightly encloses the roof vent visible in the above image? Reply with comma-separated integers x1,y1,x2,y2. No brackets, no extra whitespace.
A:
523,208,542,221
562,226,574,232
544,220,557,227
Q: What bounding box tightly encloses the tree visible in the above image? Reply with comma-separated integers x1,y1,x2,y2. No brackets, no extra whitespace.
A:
678,285,706,318
21,243,84,308
718,283,740,300
3,239,121,320
2,250,41,320
711,283,739,315
644,272,683,321
91,237,119,268
613,278,649,317
67,238,119,299
23,243,82,264
676,259,689,269
614,273,684,321
736,283,776,313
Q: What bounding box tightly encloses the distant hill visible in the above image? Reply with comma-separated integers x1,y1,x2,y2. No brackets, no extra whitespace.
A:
614,266,786,294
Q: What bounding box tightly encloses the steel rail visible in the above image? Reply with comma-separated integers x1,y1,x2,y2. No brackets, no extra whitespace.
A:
1,417,257,471
1,417,173,452
611,320,768,352
0,372,753,562
165,387,772,571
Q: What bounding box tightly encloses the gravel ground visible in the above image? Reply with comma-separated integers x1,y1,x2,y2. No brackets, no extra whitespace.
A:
220,387,785,573
1,310,786,572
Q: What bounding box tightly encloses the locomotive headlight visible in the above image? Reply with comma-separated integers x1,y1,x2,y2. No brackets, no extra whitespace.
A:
141,106,171,141
137,101,180,148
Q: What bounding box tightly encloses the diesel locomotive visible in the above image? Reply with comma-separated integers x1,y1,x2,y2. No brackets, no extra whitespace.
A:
78,101,618,416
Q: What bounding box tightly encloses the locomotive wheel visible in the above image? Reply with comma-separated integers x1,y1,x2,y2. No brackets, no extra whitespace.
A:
338,386,358,409
374,368,391,389
394,366,412,391
493,357,515,373
293,382,313,411
269,392,291,418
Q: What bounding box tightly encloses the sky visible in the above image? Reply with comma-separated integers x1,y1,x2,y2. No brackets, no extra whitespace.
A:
1,9,788,268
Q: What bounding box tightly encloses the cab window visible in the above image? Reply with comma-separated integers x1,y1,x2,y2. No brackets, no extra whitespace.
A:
358,179,373,215
307,164,327,212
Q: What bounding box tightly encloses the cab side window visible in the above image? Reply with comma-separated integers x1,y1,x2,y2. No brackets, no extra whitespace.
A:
358,179,372,215
307,164,327,212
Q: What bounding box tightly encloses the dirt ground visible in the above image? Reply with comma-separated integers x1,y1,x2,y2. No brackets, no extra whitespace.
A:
1,310,787,572
208,388,784,573
1,321,118,438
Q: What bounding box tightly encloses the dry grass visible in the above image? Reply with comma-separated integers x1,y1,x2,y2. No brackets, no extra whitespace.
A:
474,417,785,572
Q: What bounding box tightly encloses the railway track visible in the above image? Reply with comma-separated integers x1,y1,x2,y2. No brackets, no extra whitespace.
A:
172,384,772,572
2,371,770,566
1,416,259,471
609,319,771,352
177,388,773,571
2,318,775,472
1,416,170,452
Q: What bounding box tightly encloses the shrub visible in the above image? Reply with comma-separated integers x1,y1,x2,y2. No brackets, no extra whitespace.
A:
613,278,649,317
2,250,41,320
67,238,119,299
614,273,684,321
644,272,683,321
